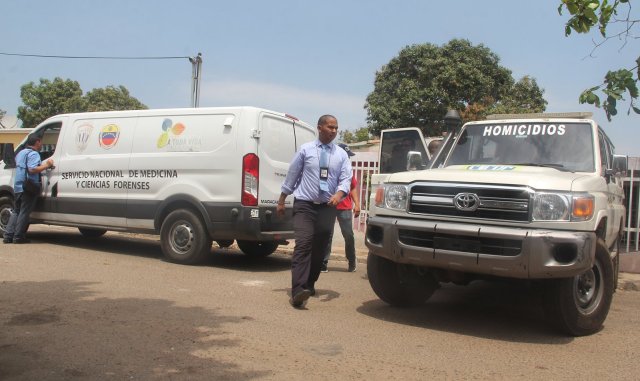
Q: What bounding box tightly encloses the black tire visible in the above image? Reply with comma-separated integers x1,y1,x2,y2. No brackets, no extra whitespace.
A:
78,228,107,238
160,209,211,265
236,240,278,257
543,239,614,336
367,252,439,307
0,196,13,234
215,239,234,248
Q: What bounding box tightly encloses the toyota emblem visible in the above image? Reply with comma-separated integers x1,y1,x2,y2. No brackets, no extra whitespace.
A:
453,193,480,211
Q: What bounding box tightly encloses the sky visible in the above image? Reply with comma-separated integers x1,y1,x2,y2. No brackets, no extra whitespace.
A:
1,0,639,154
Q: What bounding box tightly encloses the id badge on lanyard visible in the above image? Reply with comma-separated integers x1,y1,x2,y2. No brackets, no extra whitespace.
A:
320,167,329,180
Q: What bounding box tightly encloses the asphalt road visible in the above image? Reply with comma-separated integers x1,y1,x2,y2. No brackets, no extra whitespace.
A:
2,225,640,380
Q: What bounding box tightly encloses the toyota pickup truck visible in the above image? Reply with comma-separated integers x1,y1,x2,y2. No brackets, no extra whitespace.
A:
365,112,627,336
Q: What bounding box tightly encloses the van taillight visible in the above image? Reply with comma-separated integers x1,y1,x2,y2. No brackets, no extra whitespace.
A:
242,153,259,206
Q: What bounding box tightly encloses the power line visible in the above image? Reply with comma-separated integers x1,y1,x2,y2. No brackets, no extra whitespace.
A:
0,52,189,60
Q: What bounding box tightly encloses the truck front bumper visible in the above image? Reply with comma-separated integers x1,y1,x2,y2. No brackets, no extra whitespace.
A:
365,216,596,279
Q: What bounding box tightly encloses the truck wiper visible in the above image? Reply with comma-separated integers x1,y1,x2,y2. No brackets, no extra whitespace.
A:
509,163,573,172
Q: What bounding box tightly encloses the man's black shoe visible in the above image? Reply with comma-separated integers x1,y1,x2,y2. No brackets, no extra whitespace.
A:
348,262,357,272
289,289,312,308
3,238,12,244
309,287,316,296
13,238,30,244
320,263,328,273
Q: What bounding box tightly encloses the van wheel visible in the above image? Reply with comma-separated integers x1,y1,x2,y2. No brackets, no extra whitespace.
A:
78,228,107,238
237,240,278,257
367,252,439,307
0,196,13,234
543,239,614,336
160,209,211,265
216,239,234,248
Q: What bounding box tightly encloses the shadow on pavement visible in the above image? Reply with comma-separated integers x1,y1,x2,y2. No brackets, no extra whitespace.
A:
0,280,269,380
357,280,575,344
21,230,291,273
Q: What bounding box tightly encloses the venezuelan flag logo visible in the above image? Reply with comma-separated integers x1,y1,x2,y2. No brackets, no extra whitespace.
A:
99,124,120,150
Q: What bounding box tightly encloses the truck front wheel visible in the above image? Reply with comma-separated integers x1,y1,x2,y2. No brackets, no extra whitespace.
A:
160,209,212,265
543,239,614,336
367,252,439,307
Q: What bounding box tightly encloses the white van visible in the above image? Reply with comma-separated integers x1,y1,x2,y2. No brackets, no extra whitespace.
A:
0,107,316,264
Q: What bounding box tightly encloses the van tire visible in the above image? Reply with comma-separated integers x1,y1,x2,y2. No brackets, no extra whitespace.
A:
78,228,107,238
237,240,278,257
160,209,211,265
0,196,13,234
367,252,439,307
543,238,614,336
216,239,234,248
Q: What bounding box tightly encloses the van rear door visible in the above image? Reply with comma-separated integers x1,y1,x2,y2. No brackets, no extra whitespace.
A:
256,113,315,207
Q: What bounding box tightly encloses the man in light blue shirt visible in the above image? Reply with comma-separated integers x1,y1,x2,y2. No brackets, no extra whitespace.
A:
4,135,54,244
277,115,352,308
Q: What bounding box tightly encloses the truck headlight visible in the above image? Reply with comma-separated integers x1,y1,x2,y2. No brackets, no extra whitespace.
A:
383,184,409,210
532,193,594,221
533,193,570,221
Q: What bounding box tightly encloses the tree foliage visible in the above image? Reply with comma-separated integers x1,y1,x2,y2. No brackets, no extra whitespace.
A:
17,77,147,128
18,78,85,129
84,85,147,112
364,39,546,136
559,0,639,120
339,127,372,144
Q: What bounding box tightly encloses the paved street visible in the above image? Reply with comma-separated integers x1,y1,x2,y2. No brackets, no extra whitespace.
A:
2,225,640,380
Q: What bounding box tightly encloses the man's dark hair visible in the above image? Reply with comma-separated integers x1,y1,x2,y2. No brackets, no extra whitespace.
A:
26,134,42,147
317,114,337,127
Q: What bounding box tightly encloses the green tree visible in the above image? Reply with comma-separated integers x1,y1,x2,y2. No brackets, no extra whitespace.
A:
354,126,371,141
18,78,85,128
339,130,356,143
559,0,639,120
339,127,371,143
84,85,147,112
365,39,545,136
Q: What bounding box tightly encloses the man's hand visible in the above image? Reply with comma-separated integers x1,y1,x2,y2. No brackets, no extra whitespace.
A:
276,203,286,217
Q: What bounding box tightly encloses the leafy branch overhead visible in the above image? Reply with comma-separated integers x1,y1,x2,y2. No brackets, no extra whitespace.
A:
559,0,639,120
17,78,147,129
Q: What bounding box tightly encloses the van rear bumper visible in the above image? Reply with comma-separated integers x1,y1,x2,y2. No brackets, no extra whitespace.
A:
204,204,295,242
365,215,596,279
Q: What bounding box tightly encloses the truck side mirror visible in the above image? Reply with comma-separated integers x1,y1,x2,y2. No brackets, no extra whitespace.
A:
612,155,628,174
407,151,423,171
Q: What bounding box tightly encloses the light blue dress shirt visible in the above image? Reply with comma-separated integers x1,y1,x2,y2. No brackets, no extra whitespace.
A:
281,139,353,203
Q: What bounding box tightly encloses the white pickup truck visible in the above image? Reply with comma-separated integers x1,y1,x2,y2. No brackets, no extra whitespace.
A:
366,112,627,336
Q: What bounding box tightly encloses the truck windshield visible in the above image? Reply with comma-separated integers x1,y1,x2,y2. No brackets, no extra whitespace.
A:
445,122,595,172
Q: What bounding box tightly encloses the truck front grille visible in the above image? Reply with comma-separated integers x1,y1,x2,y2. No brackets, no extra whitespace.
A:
409,183,531,222
398,229,522,256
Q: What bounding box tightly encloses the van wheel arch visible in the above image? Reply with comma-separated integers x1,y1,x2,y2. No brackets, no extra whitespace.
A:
154,195,212,233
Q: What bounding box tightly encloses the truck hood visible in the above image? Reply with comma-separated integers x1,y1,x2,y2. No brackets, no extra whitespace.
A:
388,165,593,191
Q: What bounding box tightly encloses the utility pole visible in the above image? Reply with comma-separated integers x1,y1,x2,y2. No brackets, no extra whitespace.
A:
189,53,203,108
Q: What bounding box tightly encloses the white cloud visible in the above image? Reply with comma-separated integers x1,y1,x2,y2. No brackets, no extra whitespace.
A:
197,80,368,130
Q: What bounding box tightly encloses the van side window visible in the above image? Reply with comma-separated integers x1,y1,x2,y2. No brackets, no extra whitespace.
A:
17,122,61,160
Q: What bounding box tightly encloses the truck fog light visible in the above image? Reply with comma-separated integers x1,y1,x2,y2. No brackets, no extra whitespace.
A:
553,243,577,264
532,193,570,221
